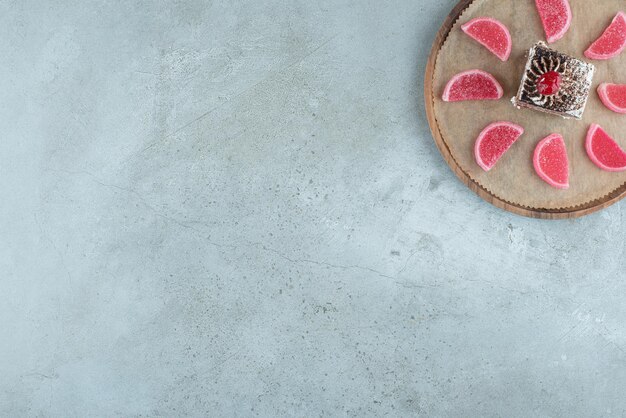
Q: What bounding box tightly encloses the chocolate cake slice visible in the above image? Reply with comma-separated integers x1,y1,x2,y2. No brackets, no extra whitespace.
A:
512,42,595,120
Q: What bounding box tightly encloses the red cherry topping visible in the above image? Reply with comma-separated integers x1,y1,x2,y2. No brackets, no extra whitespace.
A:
536,71,562,96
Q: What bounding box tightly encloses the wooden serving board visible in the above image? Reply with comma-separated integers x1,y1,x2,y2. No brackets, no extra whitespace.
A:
424,0,626,219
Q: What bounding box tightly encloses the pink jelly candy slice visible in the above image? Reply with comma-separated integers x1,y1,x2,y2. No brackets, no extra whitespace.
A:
474,122,525,171
534,0,572,44
461,17,512,61
585,12,626,60
533,134,569,189
585,124,626,172
442,69,504,102
598,83,626,114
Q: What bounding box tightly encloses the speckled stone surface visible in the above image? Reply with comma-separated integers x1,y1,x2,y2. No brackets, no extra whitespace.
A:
1,1,626,416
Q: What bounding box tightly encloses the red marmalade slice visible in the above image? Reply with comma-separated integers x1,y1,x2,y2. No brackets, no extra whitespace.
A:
585,12,626,60
534,0,572,44
533,134,569,189
586,124,626,172
442,69,504,102
474,122,525,171
461,17,512,61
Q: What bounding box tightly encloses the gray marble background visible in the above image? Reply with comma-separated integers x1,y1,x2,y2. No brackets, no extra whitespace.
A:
1,0,625,417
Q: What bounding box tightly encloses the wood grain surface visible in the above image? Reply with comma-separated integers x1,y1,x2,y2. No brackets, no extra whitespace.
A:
424,0,626,219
